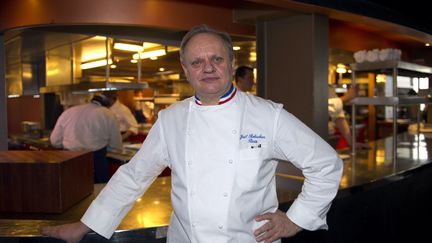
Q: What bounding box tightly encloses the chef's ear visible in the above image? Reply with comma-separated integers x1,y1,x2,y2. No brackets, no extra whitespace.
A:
180,60,190,82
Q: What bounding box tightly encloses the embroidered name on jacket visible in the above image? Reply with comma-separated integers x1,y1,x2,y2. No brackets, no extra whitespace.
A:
240,133,266,148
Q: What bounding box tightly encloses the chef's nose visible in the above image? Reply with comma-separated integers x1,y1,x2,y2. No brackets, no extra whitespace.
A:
203,59,215,73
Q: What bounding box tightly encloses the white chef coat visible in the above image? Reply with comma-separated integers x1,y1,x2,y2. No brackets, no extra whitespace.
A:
81,91,343,242
50,102,122,152
110,100,139,135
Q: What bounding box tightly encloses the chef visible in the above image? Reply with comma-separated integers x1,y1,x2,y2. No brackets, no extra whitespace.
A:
43,24,343,243
104,91,140,141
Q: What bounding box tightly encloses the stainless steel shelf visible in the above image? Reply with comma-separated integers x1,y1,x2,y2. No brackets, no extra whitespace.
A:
352,96,432,106
350,60,432,158
350,60,432,75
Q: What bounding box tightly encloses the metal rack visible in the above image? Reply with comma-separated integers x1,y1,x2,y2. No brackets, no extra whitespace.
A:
350,60,432,158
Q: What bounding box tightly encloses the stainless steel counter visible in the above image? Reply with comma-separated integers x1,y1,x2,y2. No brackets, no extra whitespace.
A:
1,131,432,242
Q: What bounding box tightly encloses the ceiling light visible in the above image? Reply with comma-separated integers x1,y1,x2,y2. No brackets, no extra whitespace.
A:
167,46,180,52
143,42,160,49
81,59,113,69
114,43,144,52
159,67,165,72
336,64,347,74
133,49,166,59
233,46,241,51
92,36,107,41
81,51,107,63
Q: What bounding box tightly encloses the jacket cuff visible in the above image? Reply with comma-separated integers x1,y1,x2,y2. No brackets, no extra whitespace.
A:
286,200,329,231
81,200,121,239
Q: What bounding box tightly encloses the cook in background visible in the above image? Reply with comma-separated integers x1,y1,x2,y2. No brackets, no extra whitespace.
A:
234,65,255,93
134,90,155,124
328,84,368,149
134,100,155,124
50,93,122,183
104,91,139,141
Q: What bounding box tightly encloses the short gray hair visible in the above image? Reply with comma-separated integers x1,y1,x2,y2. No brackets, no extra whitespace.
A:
180,24,234,62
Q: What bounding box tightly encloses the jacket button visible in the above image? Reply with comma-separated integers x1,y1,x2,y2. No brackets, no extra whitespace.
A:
232,130,237,134
228,159,233,164
223,192,228,197
218,225,223,229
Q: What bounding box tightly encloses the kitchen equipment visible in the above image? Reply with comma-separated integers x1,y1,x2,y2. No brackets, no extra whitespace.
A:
21,121,42,138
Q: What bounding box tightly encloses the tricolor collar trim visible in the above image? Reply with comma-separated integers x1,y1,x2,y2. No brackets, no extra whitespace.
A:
194,84,237,106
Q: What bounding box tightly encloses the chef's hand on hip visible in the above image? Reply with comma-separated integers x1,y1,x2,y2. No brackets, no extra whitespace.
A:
42,221,90,243
254,209,302,243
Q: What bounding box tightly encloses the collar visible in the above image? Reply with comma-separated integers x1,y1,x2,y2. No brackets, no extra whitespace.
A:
194,84,237,106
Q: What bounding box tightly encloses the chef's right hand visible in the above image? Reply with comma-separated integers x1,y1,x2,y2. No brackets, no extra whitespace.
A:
42,221,90,243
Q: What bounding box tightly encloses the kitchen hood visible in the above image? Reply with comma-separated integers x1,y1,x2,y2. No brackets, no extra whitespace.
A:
39,80,149,94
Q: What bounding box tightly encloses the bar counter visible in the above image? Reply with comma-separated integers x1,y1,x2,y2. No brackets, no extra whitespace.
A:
1,132,432,242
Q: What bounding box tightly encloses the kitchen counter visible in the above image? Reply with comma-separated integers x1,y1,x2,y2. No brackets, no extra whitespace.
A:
8,133,56,150
0,150,94,214
1,131,432,242
106,143,141,164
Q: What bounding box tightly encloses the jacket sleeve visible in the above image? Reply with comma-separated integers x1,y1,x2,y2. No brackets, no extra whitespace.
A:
81,116,170,238
49,114,64,147
272,108,343,230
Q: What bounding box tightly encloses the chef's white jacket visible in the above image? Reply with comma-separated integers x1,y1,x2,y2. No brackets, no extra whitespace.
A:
82,91,343,243
50,102,122,152
110,100,139,135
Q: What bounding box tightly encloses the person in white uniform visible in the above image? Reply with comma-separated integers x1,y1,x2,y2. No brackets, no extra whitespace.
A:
328,94,351,146
43,24,343,243
50,93,123,183
105,91,139,141
328,84,368,149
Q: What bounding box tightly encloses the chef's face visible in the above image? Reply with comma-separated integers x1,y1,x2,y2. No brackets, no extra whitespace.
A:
181,33,234,104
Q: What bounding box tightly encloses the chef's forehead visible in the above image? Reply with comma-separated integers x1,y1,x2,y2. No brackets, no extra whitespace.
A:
180,24,234,61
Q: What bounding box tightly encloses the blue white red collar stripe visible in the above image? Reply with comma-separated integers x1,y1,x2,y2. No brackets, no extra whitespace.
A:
194,84,237,105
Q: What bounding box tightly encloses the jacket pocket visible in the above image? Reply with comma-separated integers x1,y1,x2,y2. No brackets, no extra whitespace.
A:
235,148,262,190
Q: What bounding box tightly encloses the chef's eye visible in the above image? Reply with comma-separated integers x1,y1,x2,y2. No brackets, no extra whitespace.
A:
212,56,224,64
191,59,203,68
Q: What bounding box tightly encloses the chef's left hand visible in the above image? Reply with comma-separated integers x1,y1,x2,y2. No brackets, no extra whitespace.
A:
254,209,302,243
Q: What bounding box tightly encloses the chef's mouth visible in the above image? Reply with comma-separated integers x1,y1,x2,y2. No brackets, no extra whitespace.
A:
200,77,219,82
